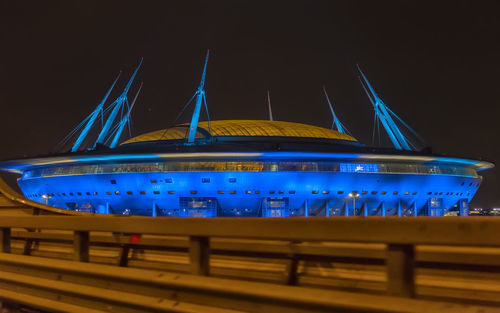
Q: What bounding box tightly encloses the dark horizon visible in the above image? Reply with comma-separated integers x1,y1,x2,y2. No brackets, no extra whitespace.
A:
0,0,499,207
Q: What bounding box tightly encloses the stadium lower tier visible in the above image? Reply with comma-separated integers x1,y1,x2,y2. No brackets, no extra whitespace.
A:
18,171,479,217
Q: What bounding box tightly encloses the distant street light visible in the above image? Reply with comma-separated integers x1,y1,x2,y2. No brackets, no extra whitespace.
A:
348,191,360,215
41,194,52,206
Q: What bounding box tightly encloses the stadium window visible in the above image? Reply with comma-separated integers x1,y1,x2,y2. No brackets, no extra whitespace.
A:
110,179,117,185
322,190,329,194
126,191,133,195
153,191,160,195
312,190,319,194
62,193,66,196
278,190,284,194
269,190,275,194
361,191,368,195
57,193,61,196
70,192,74,196
150,179,158,183
461,182,465,186
381,191,387,195
404,191,409,195
439,192,443,195
229,190,237,194
434,192,438,195
165,178,173,183
168,191,175,194
140,191,146,195
371,191,377,195
393,191,398,195
190,190,197,194
289,190,296,194
93,192,98,195
115,191,120,195
412,192,417,195
337,191,344,194
77,192,82,196
86,192,91,196
255,190,261,194
229,178,237,183
469,182,472,186
245,190,251,194
427,192,432,195
106,192,112,195
202,178,210,183
217,190,224,194
446,192,450,195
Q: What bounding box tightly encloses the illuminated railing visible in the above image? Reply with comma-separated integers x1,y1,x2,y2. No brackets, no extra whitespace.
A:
23,160,478,178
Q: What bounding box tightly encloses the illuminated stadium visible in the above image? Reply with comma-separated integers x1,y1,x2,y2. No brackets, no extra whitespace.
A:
0,52,493,217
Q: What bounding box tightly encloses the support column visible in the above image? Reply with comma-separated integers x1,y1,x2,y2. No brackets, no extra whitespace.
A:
189,236,210,276
459,199,469,216
74,231,89,262
304,200,308,217
152,202,157,217
381,201,386,217
105,202,110,215
386,244,415,297
0,228,11,253
325,201,330,217
362,202,368,217
344,201,349,217
397,200,402,217
413,201,417,217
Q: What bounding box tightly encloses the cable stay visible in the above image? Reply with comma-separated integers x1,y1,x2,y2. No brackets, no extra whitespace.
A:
186,50,211,145
322,85,351,136
94,58,143,148
70,72,122,152
267,90,274,121
357,65,423,151
109,82,143,148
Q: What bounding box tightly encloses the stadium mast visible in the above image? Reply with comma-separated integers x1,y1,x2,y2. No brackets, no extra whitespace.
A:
187,50,210,144
322,85,349,134
109,82,143,148
267,89,274,121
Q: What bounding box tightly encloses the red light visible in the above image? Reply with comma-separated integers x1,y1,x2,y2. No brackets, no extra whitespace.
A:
131,234,141,243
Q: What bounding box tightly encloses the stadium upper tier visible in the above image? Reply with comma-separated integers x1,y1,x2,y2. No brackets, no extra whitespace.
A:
121,120,357,144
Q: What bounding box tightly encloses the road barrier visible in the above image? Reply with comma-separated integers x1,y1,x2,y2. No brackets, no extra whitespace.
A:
0,215,500,312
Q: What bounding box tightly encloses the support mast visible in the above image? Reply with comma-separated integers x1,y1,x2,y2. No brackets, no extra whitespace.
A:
267,90,274,121
187,50,210,144
322,85,346,134
109,82,143,148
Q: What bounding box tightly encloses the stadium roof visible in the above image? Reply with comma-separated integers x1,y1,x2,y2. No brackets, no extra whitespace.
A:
122,120,357,144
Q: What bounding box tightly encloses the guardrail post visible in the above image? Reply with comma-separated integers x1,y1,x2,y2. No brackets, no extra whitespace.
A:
189,236,209,276
0,228,11,253
285,254,299,285
386,244,415,297
74,231,89,262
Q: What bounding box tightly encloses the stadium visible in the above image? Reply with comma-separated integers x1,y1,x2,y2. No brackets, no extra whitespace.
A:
0,53,493,217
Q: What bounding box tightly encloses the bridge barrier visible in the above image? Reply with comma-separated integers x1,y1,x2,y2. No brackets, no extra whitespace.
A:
0,216,500,311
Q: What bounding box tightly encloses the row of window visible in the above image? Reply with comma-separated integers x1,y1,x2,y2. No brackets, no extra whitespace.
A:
23,161,479,179
26,190,471,198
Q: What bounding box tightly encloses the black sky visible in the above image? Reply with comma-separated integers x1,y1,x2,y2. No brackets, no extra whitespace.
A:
0,0,499,207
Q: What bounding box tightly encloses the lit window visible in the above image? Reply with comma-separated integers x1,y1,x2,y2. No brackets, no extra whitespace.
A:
150,179,157,183
126,191,133,195
371,191,377,195
322,190,329,194
229,190,236,194
140,191,146,195
412,192,417,195
168,191,175,194
93,192,98,195
202,178,210,183
404,192,409,195
190,190,197,194
229,178,236,183
106,192,112,195
393,191,398,195
381,191,387,195
312,190,319,194
217,190,224,194
245,190,251,194
110,179,117,185
153,191,160,195
115,191,120,195
255,190,261,194
361,191,368,195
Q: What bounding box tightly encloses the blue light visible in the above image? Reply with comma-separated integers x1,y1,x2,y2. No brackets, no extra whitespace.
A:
340,163,379,173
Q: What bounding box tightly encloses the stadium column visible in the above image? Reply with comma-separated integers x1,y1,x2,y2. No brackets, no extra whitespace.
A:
413,201,417,217
304,200,309,217
381,201,386,217
362,202,368,216
325,200,330,217
459,199,469,216
152,202,157,217
397,200,402,217
343,201,349,217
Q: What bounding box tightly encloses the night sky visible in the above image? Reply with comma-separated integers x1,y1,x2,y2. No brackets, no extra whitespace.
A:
0,1,499,207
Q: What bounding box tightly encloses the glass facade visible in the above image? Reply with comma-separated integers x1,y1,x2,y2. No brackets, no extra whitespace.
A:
23,160,478,179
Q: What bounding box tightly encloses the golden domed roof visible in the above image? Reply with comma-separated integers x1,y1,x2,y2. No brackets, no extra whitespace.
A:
122,120,357,144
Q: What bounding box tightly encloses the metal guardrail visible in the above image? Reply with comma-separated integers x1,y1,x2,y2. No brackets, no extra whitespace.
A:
0,216,500,312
